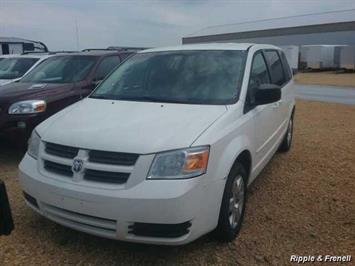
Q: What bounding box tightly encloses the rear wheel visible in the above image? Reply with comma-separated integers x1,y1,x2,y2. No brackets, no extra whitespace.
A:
278,114,294,152
214,163,247,242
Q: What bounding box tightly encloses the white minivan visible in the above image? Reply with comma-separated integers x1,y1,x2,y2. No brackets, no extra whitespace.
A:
19,43,295,245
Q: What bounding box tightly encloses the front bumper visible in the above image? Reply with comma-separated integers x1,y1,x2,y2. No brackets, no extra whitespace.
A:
19,154,225,245
0,112,44,139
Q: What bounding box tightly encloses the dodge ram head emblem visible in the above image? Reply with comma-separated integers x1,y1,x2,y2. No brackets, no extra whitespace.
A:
72,159,84,173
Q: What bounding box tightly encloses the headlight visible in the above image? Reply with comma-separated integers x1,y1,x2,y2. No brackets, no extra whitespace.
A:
8,100,46,114
28,131,41,159
147,146,209,179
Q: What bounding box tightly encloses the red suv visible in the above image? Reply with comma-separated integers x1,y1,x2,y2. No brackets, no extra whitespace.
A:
0,50,132,144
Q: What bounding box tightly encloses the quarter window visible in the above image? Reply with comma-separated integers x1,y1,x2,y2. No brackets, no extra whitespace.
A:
264,51,286,86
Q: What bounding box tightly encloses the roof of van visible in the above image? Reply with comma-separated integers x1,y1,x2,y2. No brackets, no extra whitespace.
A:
140,43,256,53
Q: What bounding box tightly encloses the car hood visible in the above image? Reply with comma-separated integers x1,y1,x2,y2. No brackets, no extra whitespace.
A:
0,82,73,101
38,98,227,154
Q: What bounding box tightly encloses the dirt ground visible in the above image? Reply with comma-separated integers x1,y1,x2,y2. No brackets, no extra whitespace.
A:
0,100,354,266
295,71,355,87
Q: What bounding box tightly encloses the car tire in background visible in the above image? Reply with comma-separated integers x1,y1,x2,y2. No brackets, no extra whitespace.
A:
0,179,14,235
214,162,247,242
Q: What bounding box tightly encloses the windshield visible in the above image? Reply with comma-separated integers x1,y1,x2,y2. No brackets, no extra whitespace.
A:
90,50,247,104
0,57,39,79
21,55,97,83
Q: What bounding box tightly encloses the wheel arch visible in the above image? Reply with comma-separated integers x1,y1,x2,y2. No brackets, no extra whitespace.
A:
232,149,252,184
213,149,251,239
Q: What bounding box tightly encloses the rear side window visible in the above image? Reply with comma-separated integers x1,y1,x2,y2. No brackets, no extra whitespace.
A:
279,51,292,81
95,56,120,81
264,50,285,86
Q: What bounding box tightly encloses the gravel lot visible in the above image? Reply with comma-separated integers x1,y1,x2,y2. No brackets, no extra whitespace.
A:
0,100,354,265
295,72,355,87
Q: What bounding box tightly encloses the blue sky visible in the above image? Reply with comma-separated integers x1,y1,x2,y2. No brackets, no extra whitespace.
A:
1,0,355,50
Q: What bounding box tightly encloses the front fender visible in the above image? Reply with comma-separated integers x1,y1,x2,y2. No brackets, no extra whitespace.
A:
210,134,252,183
193,104,255,184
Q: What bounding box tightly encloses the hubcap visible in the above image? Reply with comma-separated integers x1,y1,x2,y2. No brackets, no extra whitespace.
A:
228,175,245,229
287,119,293,146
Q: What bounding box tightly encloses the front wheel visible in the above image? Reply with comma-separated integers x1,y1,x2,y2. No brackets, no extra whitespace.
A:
214,163,247,242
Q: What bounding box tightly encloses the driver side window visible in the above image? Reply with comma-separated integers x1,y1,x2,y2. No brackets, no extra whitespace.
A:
245,52,270,112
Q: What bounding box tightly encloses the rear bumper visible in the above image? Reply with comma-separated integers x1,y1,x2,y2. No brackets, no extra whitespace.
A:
19,154,225,245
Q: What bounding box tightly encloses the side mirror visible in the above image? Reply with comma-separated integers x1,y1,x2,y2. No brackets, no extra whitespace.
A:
254,84,281,105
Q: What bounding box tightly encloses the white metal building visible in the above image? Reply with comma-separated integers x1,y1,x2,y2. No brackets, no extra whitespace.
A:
182,9,355,70
182,9,355,46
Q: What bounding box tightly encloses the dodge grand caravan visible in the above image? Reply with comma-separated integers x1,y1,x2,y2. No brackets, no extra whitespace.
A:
19,43,295,245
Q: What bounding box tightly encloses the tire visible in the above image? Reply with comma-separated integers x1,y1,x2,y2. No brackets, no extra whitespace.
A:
214,162,247,242
278,113,294,152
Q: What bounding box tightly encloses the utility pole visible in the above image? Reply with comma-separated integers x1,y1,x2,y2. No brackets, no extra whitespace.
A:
75,18,80,50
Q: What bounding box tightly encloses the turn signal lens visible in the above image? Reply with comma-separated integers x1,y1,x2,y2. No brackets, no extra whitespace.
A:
183,150,209,172
34,102,46,112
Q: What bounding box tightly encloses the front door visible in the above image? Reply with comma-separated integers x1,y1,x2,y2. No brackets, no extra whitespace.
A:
246,51,283,177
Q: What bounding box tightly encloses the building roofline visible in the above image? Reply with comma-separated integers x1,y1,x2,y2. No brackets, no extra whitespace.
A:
183,21,355,44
